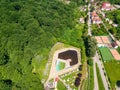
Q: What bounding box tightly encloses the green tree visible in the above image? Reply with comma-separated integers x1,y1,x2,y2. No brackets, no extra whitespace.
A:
84,36,97,57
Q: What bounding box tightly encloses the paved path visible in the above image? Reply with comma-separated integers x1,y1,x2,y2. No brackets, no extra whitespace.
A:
87,2,114,90
87,2,92,36
93,56,99,90
94,52,109,90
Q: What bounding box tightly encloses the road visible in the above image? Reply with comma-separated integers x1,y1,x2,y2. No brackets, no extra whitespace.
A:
87,1,99,90
93,56,99,90
94,52,109,90
87,2,92,36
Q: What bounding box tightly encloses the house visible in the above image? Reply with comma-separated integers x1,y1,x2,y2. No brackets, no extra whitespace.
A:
105,18,109,22
109,20,113,24
91,11,99,19
112,24,118,27
79,18,85,23
115,5,120,9
92,18,101,24
91,11,102,24
101,2,112,11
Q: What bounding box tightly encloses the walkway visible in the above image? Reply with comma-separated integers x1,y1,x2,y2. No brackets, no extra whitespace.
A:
94,52,109,90
87,2,92,36
93,56,99,90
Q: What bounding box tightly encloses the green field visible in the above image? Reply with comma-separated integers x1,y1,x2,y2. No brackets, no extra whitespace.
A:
104,61,120,88
99,47,114,62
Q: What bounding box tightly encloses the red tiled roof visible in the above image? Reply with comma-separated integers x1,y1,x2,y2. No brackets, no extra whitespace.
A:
92,17,101,21
102,2,110,6
102,2,111,9
92,11,98,17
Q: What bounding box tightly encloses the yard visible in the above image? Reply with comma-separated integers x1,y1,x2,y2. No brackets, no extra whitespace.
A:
58,61,65,70
99,47,114,61
56,61,65,71
91,24,108,36
104,61,120,88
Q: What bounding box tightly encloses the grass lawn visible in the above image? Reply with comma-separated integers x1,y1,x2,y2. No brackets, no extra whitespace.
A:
99,47,114,62
58,61,65,70
96,64,105,90
57,80,66,90
89,64,94,90
104,61,120,88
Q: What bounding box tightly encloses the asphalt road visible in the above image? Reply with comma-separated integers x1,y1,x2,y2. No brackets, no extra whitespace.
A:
94,52,109,90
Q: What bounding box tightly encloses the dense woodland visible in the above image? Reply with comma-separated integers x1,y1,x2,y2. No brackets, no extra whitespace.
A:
0,0,87,89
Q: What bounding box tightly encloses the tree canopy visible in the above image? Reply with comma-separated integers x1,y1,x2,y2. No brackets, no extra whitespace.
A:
0,0,87,89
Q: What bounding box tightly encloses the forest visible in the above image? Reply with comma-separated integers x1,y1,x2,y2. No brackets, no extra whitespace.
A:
0,0,86,89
